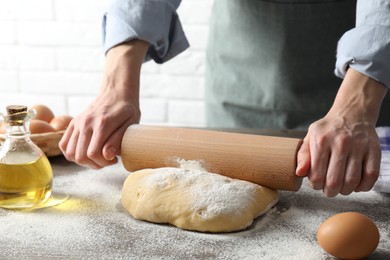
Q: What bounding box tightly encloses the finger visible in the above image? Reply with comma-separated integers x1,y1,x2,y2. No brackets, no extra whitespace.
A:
102,121,131,162
356,144,381,192
324,152,347,197
296,138,311,177
75,127,102,169
63,126,80,163
323,132,354,197
88,114,135,167
59,123,75,159
307,136,330,190
339,151,363,195
87,124,117,167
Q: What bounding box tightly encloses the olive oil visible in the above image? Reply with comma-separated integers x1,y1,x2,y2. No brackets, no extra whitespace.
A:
0,105,54,209
0,154,53,208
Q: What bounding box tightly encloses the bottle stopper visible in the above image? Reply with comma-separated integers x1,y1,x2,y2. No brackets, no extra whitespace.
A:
6,105,28,125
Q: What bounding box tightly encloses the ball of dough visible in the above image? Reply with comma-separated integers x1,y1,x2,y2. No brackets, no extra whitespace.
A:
121,167,279,233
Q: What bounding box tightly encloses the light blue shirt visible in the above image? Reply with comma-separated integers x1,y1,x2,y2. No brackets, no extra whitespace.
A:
102,0,390,87
335,0,390,88
102,0,189,63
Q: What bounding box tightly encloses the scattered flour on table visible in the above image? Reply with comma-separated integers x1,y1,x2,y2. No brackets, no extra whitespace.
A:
0,158,388,259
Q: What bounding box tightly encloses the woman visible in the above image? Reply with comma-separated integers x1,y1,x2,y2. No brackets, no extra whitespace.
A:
59,0,390,196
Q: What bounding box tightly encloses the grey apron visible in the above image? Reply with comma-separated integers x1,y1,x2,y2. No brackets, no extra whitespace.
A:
205,0,390,129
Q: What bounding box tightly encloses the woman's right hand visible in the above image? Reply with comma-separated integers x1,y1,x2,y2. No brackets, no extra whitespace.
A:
59,40,149,169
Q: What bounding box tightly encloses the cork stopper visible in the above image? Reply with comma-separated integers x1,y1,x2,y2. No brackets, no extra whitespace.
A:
6,105,28,125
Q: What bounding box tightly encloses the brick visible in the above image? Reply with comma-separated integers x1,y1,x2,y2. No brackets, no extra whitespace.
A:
141,61,160,74
0,22,16,44
20,71,101,95
57,47,105,71
0,93,67,116
17,21,101,46
0,71,18,92
141,74,204,99
181,25,209,51
160,50,205,76
19,47,56,70
55,0,110,23
0,46,18,69
168,100,205,126
0,46,56,70
0,0,16,20
16,0,53,21
178,0,213,25
140,98,167,123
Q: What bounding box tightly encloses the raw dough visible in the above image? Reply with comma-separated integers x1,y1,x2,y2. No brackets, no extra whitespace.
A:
121,167,279,233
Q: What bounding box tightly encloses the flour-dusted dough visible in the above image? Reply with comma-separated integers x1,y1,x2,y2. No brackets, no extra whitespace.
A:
121,167,279,233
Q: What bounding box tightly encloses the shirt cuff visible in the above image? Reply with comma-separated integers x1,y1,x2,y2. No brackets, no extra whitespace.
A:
335,25,390,88
335,0,390,88
102,0,189,64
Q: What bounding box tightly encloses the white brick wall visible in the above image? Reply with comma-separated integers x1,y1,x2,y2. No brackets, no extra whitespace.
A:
0,0,212,127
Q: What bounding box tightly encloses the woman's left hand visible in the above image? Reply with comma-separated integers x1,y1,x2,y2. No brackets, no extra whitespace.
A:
296,68,387,197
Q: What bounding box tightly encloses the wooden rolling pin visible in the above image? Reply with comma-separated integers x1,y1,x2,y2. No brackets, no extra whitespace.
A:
121,125,303,191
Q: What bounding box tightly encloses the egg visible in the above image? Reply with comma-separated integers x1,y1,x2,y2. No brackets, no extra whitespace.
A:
0,122,4,134
50,115,73,131
30,104,55,123
29,119,55,134
317,212,380,259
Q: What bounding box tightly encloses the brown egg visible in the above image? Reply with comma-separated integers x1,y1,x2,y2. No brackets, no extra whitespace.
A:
0,122,4,134
29,119,55,134
30,104,55,123
317,212,380,259
50,115,73,131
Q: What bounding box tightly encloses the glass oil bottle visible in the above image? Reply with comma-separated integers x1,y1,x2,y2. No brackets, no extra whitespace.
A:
0,105,53,209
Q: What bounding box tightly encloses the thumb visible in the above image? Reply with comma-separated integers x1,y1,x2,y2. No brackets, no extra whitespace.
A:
296,138,311,177
102,123,130,162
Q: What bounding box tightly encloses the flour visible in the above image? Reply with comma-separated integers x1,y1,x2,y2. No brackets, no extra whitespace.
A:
142,166,263,219
0,157,388,259
175,158,207,171
175,159,275,218
190,172,259,219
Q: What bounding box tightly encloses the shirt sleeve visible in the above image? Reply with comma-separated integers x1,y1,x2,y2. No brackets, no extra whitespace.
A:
335,0,390,88
102,0,189,63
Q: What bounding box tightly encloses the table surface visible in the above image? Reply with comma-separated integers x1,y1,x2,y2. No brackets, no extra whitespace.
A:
0,130,389,259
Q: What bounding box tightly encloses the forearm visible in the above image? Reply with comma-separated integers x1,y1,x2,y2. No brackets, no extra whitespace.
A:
59,40,150,169
101,40,150,105
327,68,388,126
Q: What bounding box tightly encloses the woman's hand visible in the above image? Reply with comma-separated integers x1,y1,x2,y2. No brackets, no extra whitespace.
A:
296,68,388,197
59,40,149,169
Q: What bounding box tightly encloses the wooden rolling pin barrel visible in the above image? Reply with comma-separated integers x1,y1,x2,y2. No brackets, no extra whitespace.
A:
121,125,304,191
